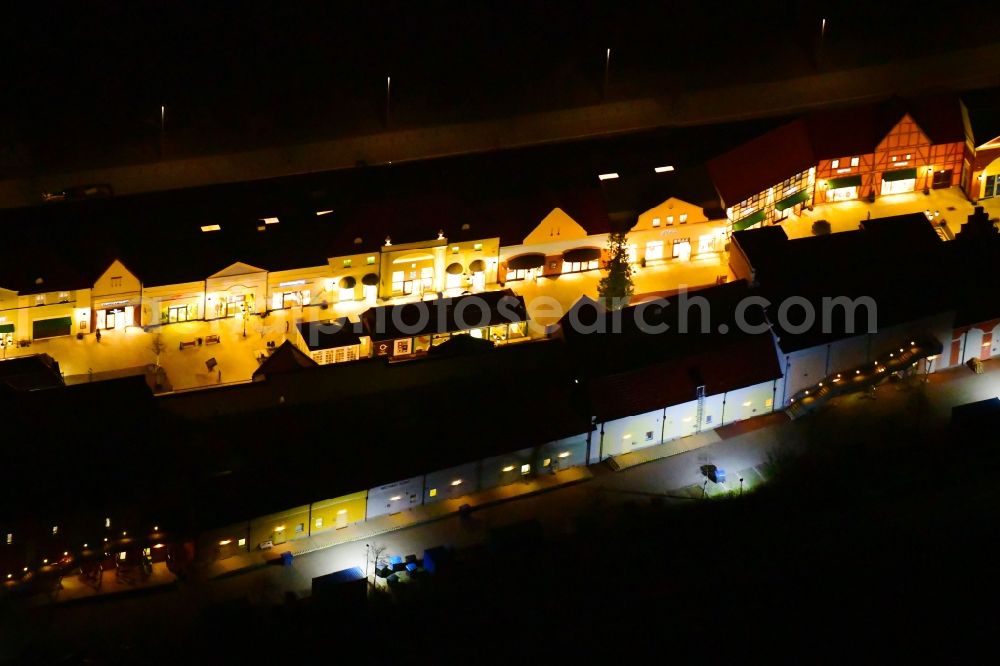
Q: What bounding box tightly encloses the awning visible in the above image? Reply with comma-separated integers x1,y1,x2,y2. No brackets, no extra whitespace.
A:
774,189,811,211
446,262,464,275
507,254,545,270
0,323,13,333
562,248,601,263
338,276,356,289
361,273,379,286
468,259,485,272
732,209,766,232
826,175,862,189
32,316,72,339
882,168,917,182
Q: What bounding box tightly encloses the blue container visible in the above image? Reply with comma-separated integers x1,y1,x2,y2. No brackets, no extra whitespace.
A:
715,468,727,484
405,562,418,572
280,551,293,566
389,555,403,565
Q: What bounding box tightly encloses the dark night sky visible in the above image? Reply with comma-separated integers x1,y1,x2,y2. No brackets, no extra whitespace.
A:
2,1,999,171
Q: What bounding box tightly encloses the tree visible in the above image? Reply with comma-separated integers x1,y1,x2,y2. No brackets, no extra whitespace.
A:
367,542,389,588
597,231,634,309
148,333,167,370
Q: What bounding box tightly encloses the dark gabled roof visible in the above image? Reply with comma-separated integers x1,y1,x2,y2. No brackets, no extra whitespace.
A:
252,340,318,379
559,280,775,378
586,333,782,422
733,214,956,353
707,119,816,206
296,318,363,351
0,353,64,391
361,290,527,341
805,102,888,161
963,87,1000,147
599,165,722,228
904,94,970,145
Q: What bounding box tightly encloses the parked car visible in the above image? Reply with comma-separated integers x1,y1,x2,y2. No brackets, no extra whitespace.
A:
42,183,114,203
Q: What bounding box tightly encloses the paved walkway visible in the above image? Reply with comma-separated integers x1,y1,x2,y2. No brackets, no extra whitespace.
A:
200,466,593,580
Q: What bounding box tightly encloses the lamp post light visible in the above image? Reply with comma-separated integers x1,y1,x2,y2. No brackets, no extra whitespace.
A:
603,48,611,99
365,543,371,587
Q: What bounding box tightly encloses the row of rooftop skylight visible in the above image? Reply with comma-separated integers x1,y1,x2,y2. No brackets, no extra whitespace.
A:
598,165,674,181
200,210,334,233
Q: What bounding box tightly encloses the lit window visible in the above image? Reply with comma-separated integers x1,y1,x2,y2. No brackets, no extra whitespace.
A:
238,538,246,547
105,517,111,528
765,398,773,408
262,217,279,225
502,465,515,472
367,256,375,265
520,464,531,475
654,165,674,173
52,526,58,535
598,172,619,180
119,552,127,561
905,153,911,160
473,243,483,251
679,213,688,224
274,525,285,532
543,458,551,467
452,246,460,254
652,217,661,227
891,156,897,162
850,156,859,167
315,518,323,528
666,215,674,225
337,509,347,515
450,479,462,486
218,539,232,546
558,451,570,458
429,488,437,497
343,259,352,268
831,159,840,169
201,224,221,232
5,533,11,545
295,523,304,533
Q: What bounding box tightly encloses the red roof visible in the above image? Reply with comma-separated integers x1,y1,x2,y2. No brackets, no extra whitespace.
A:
587,334,782,422
707,119,816,206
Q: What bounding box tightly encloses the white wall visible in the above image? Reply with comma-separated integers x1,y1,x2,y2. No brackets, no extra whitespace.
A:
366,476,424,519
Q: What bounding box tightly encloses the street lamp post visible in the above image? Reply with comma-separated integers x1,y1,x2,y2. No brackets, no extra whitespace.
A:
739,477,744,496
365,543,371,588
603,48,611,99
385,76,391,127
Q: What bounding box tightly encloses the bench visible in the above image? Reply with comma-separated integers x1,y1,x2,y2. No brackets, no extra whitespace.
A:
178,340,198,350
204,334,221,345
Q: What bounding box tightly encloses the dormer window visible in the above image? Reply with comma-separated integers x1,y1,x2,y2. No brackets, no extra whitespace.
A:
652,217,661,228
831,159,840,169
850,156,859,167
110,276,122,288
679,213,688,224
666,215,674,225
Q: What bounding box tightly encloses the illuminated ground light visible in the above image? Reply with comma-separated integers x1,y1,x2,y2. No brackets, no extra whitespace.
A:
502,465,516,472
450,479,463,486
558,451,570,458
219,539,232,546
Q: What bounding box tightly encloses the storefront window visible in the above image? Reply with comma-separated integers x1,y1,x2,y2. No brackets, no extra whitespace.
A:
446,272,464,289
507,322,526,340
506,267,538,281
393,338,412,356
413,335,431,353
432,333,451,346
489,325,509,342
645,240,664,261
561,260,599,274
468,327,487,339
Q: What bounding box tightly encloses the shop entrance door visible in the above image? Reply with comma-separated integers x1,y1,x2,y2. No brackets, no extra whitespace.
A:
168,305,188,323
984,175,997,199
